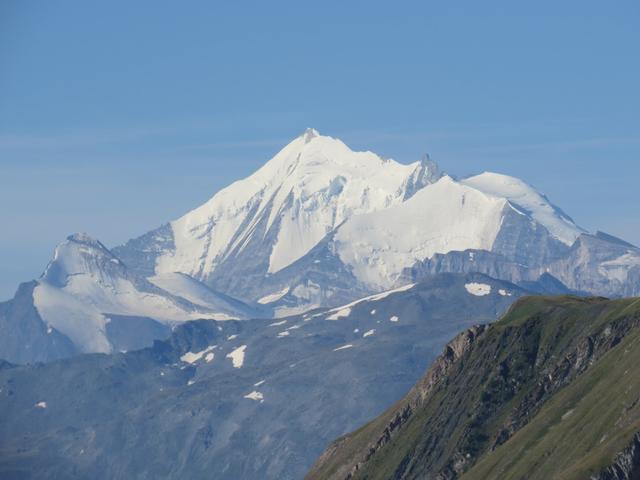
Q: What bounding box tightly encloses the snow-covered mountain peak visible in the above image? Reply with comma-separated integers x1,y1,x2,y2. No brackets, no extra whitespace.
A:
112,129,612,313
249,129,442,190
251,128,387,183
29,232,263,355
152,130,444,279
41,233,124,287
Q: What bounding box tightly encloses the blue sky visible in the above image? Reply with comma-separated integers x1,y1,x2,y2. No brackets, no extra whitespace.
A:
1,1,639,299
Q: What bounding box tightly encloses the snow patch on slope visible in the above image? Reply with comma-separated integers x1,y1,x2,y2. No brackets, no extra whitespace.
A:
465,282,492,296
257,287,290,305
324,283,415,320
333,344,353,351
226,345,247,368
326,307,352,321
181,345,216,364
244,390,264,401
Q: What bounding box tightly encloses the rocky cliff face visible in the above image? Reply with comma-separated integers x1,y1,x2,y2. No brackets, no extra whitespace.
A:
403,231,640,299
306,296,640,480
547,232,640,297
309,325,488,480
0,282,78,364
591,432,640,480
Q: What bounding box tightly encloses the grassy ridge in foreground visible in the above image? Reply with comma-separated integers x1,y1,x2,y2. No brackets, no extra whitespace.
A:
306,296,640,480
463,299,640,479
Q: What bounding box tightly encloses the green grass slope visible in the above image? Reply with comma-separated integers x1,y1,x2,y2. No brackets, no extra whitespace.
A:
306,296,640,480
463,302,640,479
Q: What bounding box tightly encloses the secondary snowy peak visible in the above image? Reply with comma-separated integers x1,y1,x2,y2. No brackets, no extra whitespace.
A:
155,129,443,278
41,233,124,287
334,175,509,287
33,233,259,355
460,172,585,245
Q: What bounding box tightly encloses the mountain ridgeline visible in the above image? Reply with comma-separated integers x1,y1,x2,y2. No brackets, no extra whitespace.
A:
307,295,640,480
0,128,639,480
114,129,640,315
1,129,639,364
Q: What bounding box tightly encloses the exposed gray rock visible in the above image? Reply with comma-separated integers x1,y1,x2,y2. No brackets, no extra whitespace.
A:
112,223,175,278
0,282,77,364
104,314,171,353
0,273,529,480
547,233,640,297
401,154,443,200
0,234,263,364
591,432,640,480
403,230,640,299
491,202,570,267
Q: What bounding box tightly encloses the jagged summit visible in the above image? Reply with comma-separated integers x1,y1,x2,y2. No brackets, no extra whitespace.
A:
66,232,101,244
41,232,122,287
255,129,440,183
420,153,440,173
251,127,395,181
301,127,320,143
56,232,114,262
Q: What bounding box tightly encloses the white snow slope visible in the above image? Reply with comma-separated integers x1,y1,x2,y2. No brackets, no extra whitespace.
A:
154,128,440,280
115,129,584,308
334,176,510,287
33,234,254,353
460,172,585,245
148,272,246,320
145,129,583,294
